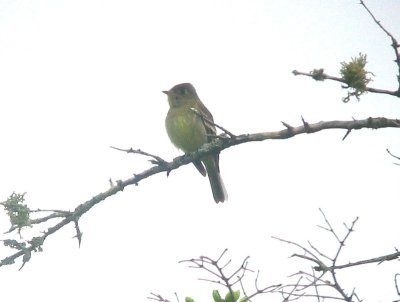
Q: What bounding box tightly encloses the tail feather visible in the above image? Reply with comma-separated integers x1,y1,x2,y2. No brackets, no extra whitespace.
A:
203,156,228,203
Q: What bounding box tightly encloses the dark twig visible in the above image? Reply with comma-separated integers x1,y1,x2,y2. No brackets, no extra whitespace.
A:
275,210,362,301
325,250,400,271
190,107,236,137
317,208,343,244
179,250,245,296
308,240,333,262
147,293,171,302
342,129,351,140
293,70,399,97
110,146,169,166
179,250,280,301
359,0,400,92
311,270,321,302
73,219,82,247
387,148,400,165
271,236,327,270
395,274,400,297
280,276,304,302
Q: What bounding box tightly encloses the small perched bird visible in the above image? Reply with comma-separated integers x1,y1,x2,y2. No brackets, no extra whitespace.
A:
163,83,227,203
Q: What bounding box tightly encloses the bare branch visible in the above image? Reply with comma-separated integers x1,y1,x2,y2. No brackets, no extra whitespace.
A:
110,146,168,166
327,250,400,271
179,250,281,301
293,70,398,97
395,273,400,297
317,208,342,244
271,236,328,271
308,241,333,262
147,293,172,302
275,210,362,301
387,148,400,165
1,117,399,267
359,0,400,91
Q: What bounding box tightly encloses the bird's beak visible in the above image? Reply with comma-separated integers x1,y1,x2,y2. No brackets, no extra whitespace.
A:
162,90,169,95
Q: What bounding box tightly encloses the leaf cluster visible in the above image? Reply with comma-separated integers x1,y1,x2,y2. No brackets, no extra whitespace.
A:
1,192,31,231
185,289,245,302
340,53,373,101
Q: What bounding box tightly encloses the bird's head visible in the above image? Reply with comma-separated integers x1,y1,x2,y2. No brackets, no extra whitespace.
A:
163,83,199,108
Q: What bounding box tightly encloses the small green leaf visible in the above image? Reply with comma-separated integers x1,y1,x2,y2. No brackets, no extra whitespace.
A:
212,290,224,302
239,297,248,302
185,297,195,302
225,290,240,302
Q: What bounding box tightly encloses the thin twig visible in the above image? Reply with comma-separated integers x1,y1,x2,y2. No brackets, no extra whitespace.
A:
293,70,399,97
317,208,341,243
190,108,236,137
359,0,400,91
147,293,171,302
110,146,168,165
387,148,400,165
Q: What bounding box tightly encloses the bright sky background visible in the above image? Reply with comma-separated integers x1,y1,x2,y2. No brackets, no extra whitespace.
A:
0,0,399,301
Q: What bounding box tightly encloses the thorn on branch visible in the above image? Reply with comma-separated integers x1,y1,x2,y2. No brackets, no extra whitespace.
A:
73,219,83,247
281,121,295,137
132,174,139,186
342,129,352,140
20,250,31,270
301,116,311,133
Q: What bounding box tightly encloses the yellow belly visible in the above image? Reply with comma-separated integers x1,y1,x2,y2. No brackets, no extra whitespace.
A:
165,107,207,153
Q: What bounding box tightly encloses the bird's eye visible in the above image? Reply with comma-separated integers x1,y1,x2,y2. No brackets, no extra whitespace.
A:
181,88,187,95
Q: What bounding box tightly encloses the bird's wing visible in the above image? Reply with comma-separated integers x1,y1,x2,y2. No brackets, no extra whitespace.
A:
196,99,220,173
196,99,217,139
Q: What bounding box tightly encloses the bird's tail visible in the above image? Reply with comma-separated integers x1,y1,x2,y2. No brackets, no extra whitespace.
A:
203,155,228,203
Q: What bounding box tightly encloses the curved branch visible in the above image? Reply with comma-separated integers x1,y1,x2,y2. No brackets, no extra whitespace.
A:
1,116,399,268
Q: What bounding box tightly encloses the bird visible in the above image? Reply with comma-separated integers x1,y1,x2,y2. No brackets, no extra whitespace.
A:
163,83,227,203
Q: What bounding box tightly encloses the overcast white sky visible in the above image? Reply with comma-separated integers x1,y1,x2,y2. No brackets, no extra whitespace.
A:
0,0,399,301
